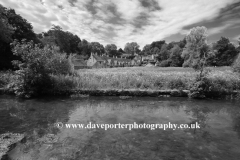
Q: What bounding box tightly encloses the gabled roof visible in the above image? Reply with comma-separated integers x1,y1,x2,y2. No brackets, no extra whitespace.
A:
92,54,105,61
72,59,87,66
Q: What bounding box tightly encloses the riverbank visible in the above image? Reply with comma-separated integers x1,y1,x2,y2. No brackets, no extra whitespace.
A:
1,67,240,99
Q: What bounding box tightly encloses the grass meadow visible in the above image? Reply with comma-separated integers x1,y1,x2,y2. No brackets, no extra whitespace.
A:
1,67,240,93
67,66,240,92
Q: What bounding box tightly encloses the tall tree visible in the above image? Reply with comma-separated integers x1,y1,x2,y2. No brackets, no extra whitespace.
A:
169,45,184,67
142,44,151,55
78,39,91,56
150,40,165,50
181,26,209,71
6,8,38,42
157,44,170,61
212,37,238,66
90,42,105,55
41,25,81,54
118,48,125,54
124,42,140,55
0,4,13,43
0,5,38,69
105,44,119,57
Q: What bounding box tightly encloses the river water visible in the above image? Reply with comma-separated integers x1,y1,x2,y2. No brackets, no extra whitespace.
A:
0,95,240,160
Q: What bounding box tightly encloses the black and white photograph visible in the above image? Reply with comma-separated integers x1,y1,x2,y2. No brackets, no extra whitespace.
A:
0,0,240,159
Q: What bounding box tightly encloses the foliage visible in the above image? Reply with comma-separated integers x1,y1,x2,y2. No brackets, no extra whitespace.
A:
212,37,238,66
6,8,38,42
105,44,118,57
159,60,170,67
150,40,165,50
78,39,91,56
40,25,81,54
0,5,39,69
233,54,240,73
157,44,170,61
182,26,210,74
0,70,14,88
0,4,13,43
8,40,74,97
90,42,105,55
141,44,151,55
75,67,240,95
188,69,211,98
124,42,140,55
169,45,184,67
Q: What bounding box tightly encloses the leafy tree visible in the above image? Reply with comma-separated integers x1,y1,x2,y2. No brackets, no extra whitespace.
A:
169,45,184,67
181,26,209,71
9,40,74,97
167,42,175,50
118,48,125,54
150,40,165,50
6,8,38,42
78,39,91,57
178,38,187,48
212,37,238,66
0,4,13,43
124,42,140,55
105,44,119,57
157,44,170,61
142,44,151,55
41,25,81,54
90,42,105,55
150,47,160,55
0,5,38,69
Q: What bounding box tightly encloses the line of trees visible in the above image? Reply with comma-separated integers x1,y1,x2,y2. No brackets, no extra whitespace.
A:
0,3,239,70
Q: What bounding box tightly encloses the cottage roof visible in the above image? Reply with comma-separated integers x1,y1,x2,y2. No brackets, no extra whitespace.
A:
114,58,131,62
92,54,105,61
72,59,87,66
121,53,131,57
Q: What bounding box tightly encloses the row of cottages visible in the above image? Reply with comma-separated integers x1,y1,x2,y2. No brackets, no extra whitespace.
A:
71,53,159,69
86,53,140,68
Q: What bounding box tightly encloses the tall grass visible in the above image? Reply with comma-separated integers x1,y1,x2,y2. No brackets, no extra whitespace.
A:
2,67,240,95
73,67,240,92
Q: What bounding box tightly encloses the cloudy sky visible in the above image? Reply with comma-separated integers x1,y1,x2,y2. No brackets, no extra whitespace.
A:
0,0,240,48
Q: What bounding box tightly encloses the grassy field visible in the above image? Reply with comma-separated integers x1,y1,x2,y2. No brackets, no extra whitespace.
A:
63,66,240,91
1,67,240,94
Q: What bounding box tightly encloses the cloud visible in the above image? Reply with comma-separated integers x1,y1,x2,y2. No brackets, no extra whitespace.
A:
0,0,239,48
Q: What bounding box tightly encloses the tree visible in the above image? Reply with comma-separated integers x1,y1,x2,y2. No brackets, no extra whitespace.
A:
178,38,187,48
150,40,165,50
0,4,13,43
105,44,118,57
78,39,91,56
6,8,38,42
41,25,81,54
0,5,38,69
124,42,140,55
169,45,184,67
150,47,160,55
142,44,151,55
157,44,170,61
90,42,105,55
212,37,238,66
181,26,209,71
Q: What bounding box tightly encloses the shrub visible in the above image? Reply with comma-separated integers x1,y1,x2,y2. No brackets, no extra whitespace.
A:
159,60,170,67
233,54,240,73
9,40,74,97
188,69,211,98
168,78,186,90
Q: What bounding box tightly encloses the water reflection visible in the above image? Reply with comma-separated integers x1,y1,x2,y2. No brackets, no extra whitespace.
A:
0,96,240,160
